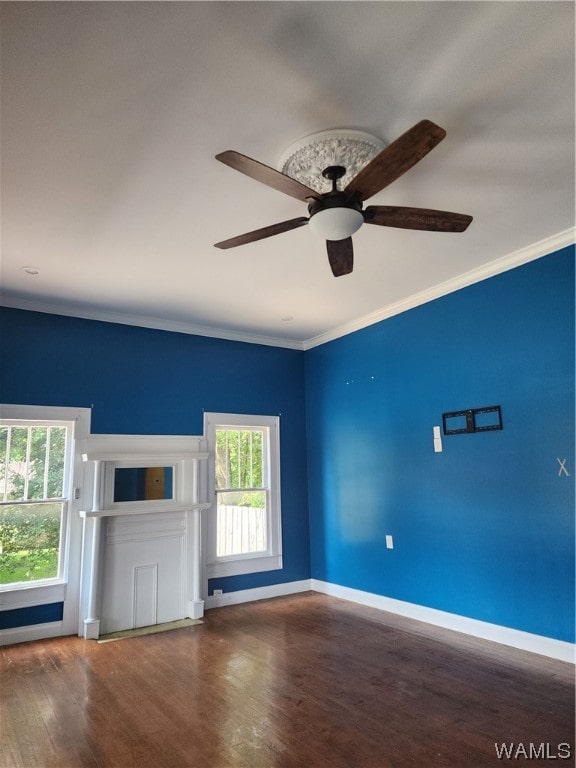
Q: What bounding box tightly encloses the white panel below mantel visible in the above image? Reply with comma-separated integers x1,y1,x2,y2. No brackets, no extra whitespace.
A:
100,512,187,635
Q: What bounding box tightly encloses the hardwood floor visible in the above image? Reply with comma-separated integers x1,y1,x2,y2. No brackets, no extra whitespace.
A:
1,593,574,768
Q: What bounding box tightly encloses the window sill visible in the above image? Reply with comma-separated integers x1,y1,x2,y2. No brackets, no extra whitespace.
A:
207,554,283,578
0,581,67,610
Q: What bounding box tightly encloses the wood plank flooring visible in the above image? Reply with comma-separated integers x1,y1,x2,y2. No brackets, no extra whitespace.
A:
1,592,574,768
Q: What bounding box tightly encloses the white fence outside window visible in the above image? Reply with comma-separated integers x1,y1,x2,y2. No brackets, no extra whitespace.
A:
216,504,266,557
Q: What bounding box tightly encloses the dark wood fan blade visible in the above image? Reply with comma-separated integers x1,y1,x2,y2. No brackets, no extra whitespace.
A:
363,206,472,232
214,217,309,249
345,120,446,201
326,238,354,277
216,151,318,202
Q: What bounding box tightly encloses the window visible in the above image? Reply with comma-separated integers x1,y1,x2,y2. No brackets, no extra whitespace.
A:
0,421,72,586
0,405,90,643
205,413,282,577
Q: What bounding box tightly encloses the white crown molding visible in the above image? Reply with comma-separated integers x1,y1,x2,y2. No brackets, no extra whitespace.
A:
1,228,572,352
0,297,304,350
303,227,575,350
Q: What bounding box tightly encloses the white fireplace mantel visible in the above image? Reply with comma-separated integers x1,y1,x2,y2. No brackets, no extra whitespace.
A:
79,503,210,519
78,434,210,640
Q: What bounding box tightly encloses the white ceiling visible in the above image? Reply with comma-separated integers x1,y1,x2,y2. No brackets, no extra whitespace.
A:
1,2,574,349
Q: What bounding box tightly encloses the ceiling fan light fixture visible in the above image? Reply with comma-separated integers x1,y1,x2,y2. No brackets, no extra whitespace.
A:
308,207,364,241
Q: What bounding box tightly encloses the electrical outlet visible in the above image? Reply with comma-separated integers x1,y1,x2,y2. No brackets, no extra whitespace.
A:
213,589,223,596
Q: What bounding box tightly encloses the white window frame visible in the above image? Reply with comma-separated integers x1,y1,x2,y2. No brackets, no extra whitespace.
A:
204,413,282,578
0,404,91,638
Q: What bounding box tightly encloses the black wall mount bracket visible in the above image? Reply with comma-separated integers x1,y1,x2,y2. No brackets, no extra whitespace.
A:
442,405,502,435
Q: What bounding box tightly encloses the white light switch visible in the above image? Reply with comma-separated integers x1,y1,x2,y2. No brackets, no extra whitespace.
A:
433,426,443,453
385,535,394,549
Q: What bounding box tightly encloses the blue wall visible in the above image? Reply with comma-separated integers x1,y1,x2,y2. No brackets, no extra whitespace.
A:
305,247,575,643
0,310,311,628
1,247,574,642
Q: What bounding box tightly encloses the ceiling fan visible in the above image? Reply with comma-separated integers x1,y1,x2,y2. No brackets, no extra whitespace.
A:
214,120,472,277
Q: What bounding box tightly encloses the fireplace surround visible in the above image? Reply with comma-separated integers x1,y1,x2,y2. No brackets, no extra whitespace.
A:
78,434,209,639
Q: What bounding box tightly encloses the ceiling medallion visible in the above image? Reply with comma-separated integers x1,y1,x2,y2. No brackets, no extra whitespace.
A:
279,129,386,194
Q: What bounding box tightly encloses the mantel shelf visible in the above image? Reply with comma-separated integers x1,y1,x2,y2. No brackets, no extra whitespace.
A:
82,452,209,463
80,503,212,519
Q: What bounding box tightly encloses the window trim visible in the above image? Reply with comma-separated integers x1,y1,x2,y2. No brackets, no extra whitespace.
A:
204,413,282,578
0,405,91,636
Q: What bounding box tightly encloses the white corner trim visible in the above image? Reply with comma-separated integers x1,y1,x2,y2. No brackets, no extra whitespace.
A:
303,227,575,349
204,579,312,609
0,621,65,647
311,580,575,664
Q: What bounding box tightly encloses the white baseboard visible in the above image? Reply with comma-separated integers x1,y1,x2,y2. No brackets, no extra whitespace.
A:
0,621,65,647
204,579,312,609
311,580,575,664
4,580,572,662
205,577,574,663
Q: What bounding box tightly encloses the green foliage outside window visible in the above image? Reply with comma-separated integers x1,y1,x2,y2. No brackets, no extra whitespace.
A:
215,429,265,507
0,503,62,583
0,426,65,502
0,424,67,584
